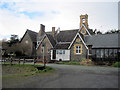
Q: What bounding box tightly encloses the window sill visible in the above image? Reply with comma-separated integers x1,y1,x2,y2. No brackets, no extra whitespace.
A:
75,53,82,55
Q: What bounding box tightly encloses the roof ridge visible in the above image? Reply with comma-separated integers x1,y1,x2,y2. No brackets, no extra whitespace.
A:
45,29,78,33
91,33,119,37
60,29,78,32
45,33,56,47
27,29,38,34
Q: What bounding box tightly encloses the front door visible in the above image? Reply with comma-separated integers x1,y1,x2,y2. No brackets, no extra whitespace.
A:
52,50,56,59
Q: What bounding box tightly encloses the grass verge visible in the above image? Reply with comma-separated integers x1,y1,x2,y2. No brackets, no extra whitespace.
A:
57,59,94,66
2,63,55,78
57,61,81,65
112,62,120,67
57,60,120,68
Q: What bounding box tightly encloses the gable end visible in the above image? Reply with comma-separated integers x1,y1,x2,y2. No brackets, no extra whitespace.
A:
68,33,88,49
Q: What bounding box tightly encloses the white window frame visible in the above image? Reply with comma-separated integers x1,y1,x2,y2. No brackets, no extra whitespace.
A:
56,50,65,55
63,50,65,54
57,50,59,54
59,50,62,54
76,45,81,54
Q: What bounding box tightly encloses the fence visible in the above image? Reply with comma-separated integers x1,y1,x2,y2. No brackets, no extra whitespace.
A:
1,56,48,68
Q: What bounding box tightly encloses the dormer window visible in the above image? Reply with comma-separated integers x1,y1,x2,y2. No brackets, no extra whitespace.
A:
82,18,85,23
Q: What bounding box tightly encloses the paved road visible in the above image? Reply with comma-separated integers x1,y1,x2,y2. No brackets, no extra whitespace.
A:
3,64,119,88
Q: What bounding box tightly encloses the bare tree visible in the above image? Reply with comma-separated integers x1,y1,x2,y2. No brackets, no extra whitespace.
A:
20,43,32,56
105,29,120,34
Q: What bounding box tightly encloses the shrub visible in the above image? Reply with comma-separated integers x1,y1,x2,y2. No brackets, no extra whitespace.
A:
81,58,86,61
113,62,120,67
80,59,94,66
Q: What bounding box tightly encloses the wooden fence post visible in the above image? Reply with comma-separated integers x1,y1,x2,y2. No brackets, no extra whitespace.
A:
9,58,10,64
10,57,12,66
18,58,20,66
44,59,46,68
34,58,36,66
23,58,25,66
4,58,5,64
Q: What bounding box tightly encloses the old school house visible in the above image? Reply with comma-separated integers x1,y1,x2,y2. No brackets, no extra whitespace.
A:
20,14,120,61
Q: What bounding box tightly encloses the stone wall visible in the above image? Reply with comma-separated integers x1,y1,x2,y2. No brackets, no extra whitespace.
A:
36,36,52,61
20,33,33,56
70,36,87,61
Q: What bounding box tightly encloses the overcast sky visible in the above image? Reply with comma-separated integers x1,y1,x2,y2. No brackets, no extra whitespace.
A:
0,0,119,40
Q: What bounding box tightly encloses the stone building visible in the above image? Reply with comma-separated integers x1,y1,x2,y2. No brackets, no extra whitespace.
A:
20,14,120,61
20,29,37,56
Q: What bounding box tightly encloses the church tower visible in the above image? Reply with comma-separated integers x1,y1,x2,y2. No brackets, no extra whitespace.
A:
80,14,88,29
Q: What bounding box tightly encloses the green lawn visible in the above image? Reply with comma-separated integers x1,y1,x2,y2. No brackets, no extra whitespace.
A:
2,63,55,78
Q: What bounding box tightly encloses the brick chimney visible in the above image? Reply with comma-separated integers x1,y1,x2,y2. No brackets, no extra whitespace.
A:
38,24,45,37
52,27,55,38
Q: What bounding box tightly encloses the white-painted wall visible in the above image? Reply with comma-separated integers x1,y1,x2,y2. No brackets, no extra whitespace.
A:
56,50,70,61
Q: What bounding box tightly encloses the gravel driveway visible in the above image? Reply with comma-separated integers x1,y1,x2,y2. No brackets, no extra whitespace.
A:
2,64,119,88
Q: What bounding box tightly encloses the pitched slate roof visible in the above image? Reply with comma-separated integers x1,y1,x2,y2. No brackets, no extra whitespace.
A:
85,33,120,48
78,32,85,41
54,43,70,49
88,29,94,35
20,29,37,43
46,34,56,47
55,29,78,42
37,34,44,42
27,29,38,42
46,31,52,34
